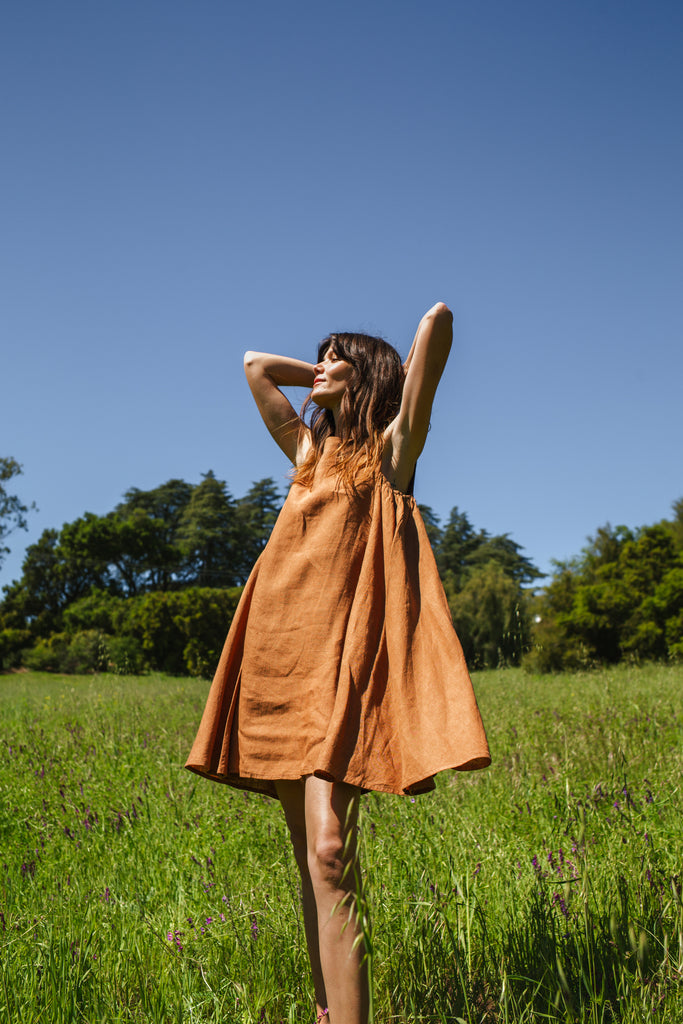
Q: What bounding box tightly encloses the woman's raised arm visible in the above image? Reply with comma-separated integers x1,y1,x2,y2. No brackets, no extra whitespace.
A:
383,302,453,489
244,351,316,464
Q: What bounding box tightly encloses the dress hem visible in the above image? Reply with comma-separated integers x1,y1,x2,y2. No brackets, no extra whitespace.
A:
184,753,491,800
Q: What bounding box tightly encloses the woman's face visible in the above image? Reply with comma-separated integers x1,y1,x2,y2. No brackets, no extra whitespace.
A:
311,346,354,410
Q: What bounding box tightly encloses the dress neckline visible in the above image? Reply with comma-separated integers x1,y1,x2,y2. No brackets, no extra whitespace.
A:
320,435,415,502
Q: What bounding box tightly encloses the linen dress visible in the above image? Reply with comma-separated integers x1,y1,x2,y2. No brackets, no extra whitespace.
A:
185,437,490,798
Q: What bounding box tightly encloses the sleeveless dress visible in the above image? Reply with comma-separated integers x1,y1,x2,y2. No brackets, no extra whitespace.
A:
185,438,491,798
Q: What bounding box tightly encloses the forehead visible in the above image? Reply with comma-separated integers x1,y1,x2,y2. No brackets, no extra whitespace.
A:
320,339,343,359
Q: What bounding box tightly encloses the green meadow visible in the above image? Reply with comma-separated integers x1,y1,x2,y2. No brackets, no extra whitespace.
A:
1,665,681,1023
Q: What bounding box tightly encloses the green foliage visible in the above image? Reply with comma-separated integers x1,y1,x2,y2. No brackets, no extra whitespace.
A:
5,479,540,676
416,503,443,549
0,457,35,568
0,627,32,670
105,634,145,675
62,589,128,634
22,630,145,676
22,633,73,673
59,630,110,674
122,587,242,676
21,587,242,677
432,506,542,590
176,471,241,587
23,631,104,675
434,506,482,589
446,561,530,668
1,665,681,1022
424,506,540,668
233,478,283,582
0,475,281,670
661,496,683,552
527,505,683,672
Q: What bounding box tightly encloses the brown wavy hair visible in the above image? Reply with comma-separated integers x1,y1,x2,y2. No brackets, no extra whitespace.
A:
294,332,404,490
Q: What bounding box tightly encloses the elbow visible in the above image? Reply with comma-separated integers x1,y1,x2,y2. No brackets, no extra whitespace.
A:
432,301,452,321
244,350,262,379
422,302,453,325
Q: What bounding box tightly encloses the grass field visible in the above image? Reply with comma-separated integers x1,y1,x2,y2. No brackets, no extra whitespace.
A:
1,664,682,1023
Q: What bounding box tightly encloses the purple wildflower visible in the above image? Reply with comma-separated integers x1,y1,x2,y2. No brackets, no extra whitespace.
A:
552,893,569,919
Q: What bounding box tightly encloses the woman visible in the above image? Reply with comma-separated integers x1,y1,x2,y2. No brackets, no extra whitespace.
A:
186,302,490,1024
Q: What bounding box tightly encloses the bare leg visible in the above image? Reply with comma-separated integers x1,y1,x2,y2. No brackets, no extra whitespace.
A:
277,777,369,1024
276,780,328,1019
305,776,368,1024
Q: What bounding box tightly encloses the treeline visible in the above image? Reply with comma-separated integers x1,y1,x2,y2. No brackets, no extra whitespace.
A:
1,467,681,676
0,473,541,676
526,500,683,672
422,505,542,668
0,474,281,675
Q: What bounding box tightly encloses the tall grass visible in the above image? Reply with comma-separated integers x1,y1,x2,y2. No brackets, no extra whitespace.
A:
1,664,681,1022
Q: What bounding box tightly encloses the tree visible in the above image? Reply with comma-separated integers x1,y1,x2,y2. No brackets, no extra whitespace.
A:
662,497,683,553
233,478,283,582
0,458,35,569
467,533,543,586
176,472,240,587
0,529,66,637
417,504,443,550
432,506,542,591
420,504,540,668
527,518,683,671
116,479,193,589
447,562,530,668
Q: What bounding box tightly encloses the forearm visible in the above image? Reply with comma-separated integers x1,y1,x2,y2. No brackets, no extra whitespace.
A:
244,351,315,389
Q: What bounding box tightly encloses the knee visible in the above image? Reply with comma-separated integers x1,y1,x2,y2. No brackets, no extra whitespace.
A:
308,830,353,891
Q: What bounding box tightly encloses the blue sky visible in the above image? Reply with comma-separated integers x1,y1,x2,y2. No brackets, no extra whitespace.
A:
2,0,682,590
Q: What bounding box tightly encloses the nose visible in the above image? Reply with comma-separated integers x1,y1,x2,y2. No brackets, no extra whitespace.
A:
314,360,324,374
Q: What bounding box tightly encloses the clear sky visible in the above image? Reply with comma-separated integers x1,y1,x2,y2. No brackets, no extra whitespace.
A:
2,0,682,590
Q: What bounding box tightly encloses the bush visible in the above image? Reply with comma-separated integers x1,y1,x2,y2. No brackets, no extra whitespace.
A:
105,635,145,675
63,590,127,634
106,586,242,676
21,630,109,674
18,586,243,676
0,628,32,670
22,633,71,672
61,630,110,673
170,587,242,676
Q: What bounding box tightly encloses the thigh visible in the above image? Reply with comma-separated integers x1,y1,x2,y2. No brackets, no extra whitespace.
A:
276,778,307,840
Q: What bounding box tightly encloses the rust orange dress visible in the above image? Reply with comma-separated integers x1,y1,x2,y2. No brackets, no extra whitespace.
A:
185,437,490,797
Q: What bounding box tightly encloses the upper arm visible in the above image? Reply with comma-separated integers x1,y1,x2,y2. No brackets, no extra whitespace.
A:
244,351,308,465
390,302,453,461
